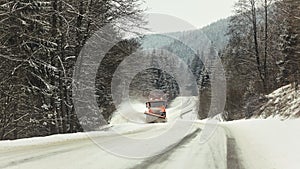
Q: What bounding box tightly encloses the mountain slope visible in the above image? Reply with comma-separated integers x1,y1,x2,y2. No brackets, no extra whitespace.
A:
141,18,230,63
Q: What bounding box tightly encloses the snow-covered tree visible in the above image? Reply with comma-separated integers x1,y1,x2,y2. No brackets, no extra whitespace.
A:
276,0,300,89
0,0,145,139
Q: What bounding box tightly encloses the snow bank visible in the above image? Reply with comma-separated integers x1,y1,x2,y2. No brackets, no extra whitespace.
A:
222,119,300,169
254,84,300,119
0,131,104,150
0,124,159,150
0,122,178,149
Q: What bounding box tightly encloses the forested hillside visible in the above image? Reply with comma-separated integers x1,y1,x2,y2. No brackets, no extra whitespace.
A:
141,18,229,63
139,19,230,119
0,0,144,140
0,0,299,140
221,0,300,120
141,0,300,121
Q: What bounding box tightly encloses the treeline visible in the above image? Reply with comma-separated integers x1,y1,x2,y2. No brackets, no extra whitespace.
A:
222,0,300,120
0,0,143,140
146,35,217,120
129,49,181,102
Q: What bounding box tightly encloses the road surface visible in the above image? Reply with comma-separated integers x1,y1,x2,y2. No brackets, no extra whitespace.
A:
0,97,242,169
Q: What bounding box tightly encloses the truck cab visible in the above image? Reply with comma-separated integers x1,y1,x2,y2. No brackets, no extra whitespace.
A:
144,99,167,123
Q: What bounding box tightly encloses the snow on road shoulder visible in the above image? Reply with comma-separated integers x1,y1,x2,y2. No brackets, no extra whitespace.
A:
254,84,300,119
222,119,300,169
0,123,159,150
0,130,111,150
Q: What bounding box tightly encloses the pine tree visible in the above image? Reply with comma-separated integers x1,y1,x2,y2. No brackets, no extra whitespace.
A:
0,0,145,139
278,0,300,89
190,52,202,83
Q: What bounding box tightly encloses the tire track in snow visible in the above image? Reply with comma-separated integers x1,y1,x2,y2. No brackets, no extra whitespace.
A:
222,125,245,169
129,128,201,169
226,137,244,169
179,110,193,119
0,143,90,169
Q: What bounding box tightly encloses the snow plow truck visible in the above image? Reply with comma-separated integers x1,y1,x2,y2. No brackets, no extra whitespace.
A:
144,99,167,123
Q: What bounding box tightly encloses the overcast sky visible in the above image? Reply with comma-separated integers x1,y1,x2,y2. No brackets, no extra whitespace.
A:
143,0,237,29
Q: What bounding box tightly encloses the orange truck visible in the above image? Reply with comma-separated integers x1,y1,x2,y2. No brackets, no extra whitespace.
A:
144,99,167,123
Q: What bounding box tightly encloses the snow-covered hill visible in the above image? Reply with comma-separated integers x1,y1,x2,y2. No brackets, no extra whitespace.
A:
141,18,229,63
253,84,300,119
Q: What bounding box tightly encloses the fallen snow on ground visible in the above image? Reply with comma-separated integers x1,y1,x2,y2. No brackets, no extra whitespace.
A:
0,131,102,150
222,119,300,169
254,84,300,119
232,84,300,169
1,96,300,169
0,97,228,169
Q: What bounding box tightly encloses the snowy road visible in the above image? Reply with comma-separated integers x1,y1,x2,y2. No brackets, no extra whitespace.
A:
0,97,230,169
1,96,299,169
0,125,228,169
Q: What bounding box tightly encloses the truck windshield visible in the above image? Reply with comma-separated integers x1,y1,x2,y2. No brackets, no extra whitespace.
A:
150,101,165,107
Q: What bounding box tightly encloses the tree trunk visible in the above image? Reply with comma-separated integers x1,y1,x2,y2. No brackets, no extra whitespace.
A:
263,0,269,92
250,0,265,91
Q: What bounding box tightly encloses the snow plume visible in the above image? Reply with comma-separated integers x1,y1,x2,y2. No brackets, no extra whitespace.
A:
110,97,198,125
253,84,300,119
167,96,198,121
110,100,146,124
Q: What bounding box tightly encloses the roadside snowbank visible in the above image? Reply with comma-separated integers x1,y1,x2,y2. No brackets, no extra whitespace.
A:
0,124,158,150
254,84,300,119
222,119,300,169
0,131,102,150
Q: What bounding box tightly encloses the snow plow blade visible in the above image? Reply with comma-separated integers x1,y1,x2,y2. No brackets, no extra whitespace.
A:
144,112,167,123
